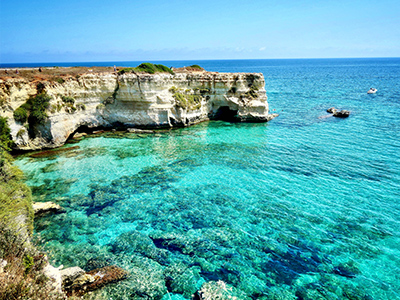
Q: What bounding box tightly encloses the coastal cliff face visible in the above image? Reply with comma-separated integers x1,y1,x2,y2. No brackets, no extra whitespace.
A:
0,71,276,150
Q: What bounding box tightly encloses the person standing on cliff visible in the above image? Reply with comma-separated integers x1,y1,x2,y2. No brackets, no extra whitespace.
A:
114,65,117,72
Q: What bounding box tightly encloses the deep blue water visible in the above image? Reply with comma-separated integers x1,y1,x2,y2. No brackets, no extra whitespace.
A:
15,58,400,300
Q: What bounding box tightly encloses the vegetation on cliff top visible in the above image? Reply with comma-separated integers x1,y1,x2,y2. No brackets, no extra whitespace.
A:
189,64,203,70
118,63,174,75
0,64,206,83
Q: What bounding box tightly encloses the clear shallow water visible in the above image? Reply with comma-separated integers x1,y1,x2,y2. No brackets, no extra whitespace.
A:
15,58,400,300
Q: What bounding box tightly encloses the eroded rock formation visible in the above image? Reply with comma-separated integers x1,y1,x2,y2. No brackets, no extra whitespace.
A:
0,70,277,150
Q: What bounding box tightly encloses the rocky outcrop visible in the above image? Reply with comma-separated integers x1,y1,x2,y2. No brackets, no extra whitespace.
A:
327,107,337,114
333,110,350,118
64,265,129,297
43,263,64,294
326,107,350,118
43,264,128,297
0,70,277,150
32,201,65,216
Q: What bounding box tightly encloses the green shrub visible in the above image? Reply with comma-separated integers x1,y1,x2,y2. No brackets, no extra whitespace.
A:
173,92,202,110
64,105,77,114
13,107,28,124
76,103,86,110
193,87,211,94
61,96,75,104
228,87,237,93
50,104,57,114
0,97,6,108
189,64,203,70
96,103,105,110
153,64,174,74
23,255,34,275
54,77,65,84
199,88,210,94
117,67,135,75
169,86,178,93
27,93,51,126
0,117,14,151
118,63,174,75
136,63,157,74
36,82,45,94
16,128,26,138
13,93,51,137
243,85,259,99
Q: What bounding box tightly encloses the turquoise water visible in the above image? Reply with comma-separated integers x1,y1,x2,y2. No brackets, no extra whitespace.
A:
15,58,400,299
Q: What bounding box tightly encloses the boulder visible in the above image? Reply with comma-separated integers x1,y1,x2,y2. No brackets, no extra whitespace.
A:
327,107,337,113
127,128,155,134
60,266,85,288
43,263,63,294
65,265,128,297
333,110,350,118
32,201,65,216
73,132,87,139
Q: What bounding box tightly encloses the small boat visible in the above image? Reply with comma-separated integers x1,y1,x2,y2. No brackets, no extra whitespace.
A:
367,88,377,94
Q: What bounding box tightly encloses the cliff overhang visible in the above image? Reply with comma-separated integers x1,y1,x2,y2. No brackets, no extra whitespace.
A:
0,68,277,150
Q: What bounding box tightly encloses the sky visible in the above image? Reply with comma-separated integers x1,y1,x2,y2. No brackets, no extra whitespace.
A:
0,0,399,63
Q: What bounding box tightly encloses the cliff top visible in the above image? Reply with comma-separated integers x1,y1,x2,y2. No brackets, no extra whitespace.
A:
0,64,208,83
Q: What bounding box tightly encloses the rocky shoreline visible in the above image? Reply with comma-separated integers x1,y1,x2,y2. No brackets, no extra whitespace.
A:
0,66,278,151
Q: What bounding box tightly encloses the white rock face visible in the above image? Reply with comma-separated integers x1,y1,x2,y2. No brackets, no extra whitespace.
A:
43,263,63,294
0,71,276,150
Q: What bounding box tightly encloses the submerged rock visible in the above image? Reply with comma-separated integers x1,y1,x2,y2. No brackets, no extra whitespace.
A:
32,201,65,217
326,107,350,118
65,265,128,297
196,280,251,300
84,256,114,272
128,256,167,300
127,128,156,134
164,262,201,298
29,146,80,158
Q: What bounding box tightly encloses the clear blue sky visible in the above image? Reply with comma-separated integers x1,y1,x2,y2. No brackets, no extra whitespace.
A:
1,0,399,63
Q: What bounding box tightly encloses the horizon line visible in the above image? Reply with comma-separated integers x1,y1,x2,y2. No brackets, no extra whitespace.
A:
1,56,399,67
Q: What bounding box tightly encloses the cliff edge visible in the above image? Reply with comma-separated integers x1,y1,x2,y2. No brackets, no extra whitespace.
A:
0,66,277,150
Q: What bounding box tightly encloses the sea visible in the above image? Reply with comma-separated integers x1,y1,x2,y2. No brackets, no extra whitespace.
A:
13,58,400,300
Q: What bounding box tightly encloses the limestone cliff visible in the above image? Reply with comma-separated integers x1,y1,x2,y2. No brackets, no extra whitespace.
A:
0,70,277,150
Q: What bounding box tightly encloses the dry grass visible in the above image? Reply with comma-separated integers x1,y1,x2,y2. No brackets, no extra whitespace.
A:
0,64,207,83
0,66,117,83
0,223,65,300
